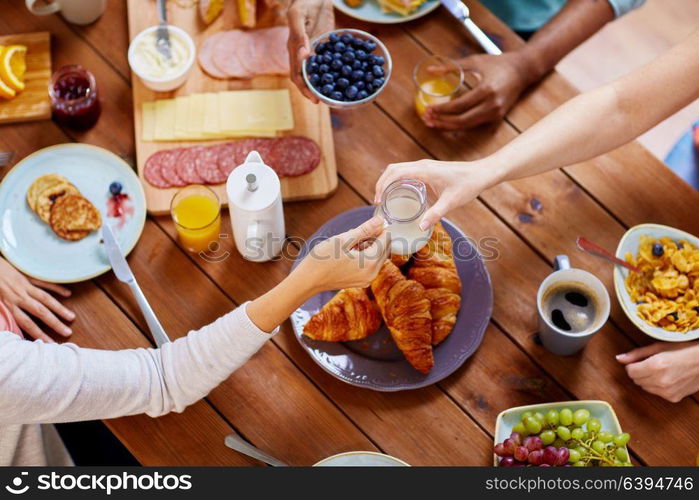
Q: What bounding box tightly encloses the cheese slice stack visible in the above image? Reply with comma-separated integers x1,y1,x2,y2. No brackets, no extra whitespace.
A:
377,0,428,16
142,89,294,142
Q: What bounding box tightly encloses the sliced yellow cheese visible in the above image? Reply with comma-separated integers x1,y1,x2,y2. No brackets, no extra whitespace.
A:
141,101,156,142
154,99,176,141
174,96,190,140
219,89,293,133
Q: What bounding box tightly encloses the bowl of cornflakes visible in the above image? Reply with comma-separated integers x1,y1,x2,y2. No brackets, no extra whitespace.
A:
614,223,699,342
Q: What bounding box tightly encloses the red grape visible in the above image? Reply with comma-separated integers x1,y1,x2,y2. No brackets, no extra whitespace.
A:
509,432,522,445
523,435,543,451
542,446,558,466
503,438,517,455
556,447,570,466
500,456,515,467
514,445,529,462
494,443,509,457
527,450,543,465
539,464,551,467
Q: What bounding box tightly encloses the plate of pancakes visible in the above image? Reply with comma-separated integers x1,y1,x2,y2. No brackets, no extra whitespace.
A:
0,143,146,283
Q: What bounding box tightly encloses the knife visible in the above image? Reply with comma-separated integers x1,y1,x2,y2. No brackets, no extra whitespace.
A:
101,225,171,347
155,0,173,62
440,0,502,55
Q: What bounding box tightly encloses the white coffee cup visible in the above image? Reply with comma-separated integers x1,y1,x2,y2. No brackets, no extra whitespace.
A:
536,255,610,356
26,0,107,26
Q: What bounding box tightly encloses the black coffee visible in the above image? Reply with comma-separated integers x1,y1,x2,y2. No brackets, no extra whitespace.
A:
543,283,599,334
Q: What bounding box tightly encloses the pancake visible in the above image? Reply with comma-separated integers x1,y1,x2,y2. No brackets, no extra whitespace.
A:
35,182,80,223
26,174,69,212
49,195,100,241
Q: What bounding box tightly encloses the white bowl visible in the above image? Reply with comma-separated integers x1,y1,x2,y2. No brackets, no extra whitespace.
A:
614,223,699,342
314,451,409,466
128,25,195,92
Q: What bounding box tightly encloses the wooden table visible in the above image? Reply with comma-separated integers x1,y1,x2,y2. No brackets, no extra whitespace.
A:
1,0,698,466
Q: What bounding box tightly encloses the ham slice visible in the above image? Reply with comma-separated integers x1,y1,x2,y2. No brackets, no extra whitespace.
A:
198,32,228,79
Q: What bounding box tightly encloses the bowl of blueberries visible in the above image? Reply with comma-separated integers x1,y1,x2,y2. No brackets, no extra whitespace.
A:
303,29,392,108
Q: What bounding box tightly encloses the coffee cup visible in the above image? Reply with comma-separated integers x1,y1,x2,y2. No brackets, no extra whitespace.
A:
26,0,106,26
536,255,610,355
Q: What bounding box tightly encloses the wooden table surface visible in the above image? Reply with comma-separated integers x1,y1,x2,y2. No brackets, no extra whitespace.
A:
1,0,698,466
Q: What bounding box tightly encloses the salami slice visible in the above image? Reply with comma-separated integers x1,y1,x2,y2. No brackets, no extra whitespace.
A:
267,136,321,177
143,150,172,188
195,145,227,184
176,146,206,184
159,148,186,187
216,142,247,177
198,32,228,79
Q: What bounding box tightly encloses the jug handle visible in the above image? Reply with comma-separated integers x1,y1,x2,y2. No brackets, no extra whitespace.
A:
244,150,263,165
247,220,261,247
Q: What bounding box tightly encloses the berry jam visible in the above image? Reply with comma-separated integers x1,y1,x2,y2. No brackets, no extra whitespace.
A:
107,193,134,230
50,65,101,131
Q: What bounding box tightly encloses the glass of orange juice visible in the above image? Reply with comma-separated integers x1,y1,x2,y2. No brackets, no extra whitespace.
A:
170,185,221,253
413,56,463,118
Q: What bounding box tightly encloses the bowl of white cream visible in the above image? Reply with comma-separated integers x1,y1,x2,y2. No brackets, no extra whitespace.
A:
128,25,195,92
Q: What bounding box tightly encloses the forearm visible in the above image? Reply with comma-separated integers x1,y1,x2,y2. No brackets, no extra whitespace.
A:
515,0,615,84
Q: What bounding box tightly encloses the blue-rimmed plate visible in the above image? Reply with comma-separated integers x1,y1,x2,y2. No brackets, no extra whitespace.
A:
0,144,146,283
333,0,440,24
290,206,493,391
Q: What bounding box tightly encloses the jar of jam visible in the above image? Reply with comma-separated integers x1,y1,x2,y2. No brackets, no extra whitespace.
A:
49,65,101,131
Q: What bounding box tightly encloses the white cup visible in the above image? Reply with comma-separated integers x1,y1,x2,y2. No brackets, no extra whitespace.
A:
536,255,610,356
26,0,107,26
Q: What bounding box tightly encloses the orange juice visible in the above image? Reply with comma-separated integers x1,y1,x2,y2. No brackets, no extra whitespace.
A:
414,77,459,117
171,187,221,253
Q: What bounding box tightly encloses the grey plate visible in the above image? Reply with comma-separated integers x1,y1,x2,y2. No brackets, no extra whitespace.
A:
290,207,493,391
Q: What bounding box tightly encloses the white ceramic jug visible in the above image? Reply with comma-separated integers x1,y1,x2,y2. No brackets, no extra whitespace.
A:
226,151,285,262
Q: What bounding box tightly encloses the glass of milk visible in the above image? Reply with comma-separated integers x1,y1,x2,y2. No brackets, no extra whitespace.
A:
376,179,432,255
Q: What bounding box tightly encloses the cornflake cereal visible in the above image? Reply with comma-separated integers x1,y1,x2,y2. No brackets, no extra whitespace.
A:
625,235,699,333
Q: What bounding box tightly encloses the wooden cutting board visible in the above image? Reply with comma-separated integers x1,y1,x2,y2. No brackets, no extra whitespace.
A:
126,1,338,215
0,31,51,125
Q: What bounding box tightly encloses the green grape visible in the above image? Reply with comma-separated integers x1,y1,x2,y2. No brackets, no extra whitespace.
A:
559,408,573,426
613,460,625,467
545,409,560,426
622,462,633,467
573,409,590,427
534,411,545,422
592,440,606,454
512,422,527,435
573,461,587,467
615,448,629,462
521,411,534,421
553,438,566,449
568,449,581,463
571,427,585,441
587,417,601,434
540,430,556,445
556,426,571,441
524,416,542,434
575,446,587,457
613,432,631,447
598,431,613,443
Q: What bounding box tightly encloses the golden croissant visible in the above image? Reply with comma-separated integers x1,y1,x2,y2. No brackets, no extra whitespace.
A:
371,261,434,374
409,222,462,344
303,288,381,342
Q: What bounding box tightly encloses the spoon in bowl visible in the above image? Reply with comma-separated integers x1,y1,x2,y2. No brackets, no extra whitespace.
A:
224,434,288,467
576,237,641,273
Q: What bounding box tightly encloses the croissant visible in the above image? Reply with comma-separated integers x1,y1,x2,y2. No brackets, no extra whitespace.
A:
409,222,462,344
304,288,381,342
390,253,411,268
371,261,434,374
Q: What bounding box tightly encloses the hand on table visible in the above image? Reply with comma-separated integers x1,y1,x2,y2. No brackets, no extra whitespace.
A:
0,258,74,342
374,159,499,230
423,52,532,130
617,342,699,403
287,0,335,103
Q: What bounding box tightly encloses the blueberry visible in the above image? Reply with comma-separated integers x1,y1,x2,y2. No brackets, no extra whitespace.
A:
336,77,349,90
308,55,319,65
322,53,333,64
332,52,343,60
316,42,328,54
364,72,374,83
309,73,320,85
367,54,377,65
321,72,335,84
352,37,365,49
345,85,358,100
357,90,369,100
307,62,320,73
372,65,384,77
342,51,356,63
374,55,385,66
355,49,368,61
333,42,346,52
361,61,369,70
341,64,353,77
318,63,330,74
355,80,366,90
340,33,353,44
351,60,362,70
652,243,664,256
321,84,334,96
678,242,685,249
364,40,377,52
330,91,344,101
351,70,364,81
331,71,340,80
330,58,343,70
329,33,340,43
109,181,123,195
373,77,385,88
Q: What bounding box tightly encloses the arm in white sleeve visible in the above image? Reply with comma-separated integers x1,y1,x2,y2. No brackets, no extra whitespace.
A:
0,302,275,425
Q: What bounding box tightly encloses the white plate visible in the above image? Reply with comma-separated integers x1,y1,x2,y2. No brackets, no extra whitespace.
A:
614,223,699,342
333,0,440,24
0,144,146,283
314,451,410,466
